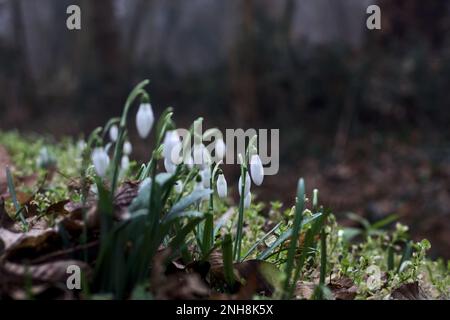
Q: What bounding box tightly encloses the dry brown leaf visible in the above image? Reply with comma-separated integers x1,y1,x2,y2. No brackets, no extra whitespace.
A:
1,228,60,262
391,282,430,300
150,249,209,300
209,258,279,296
295,281,315,299
2,259,91,284
328,277,358,300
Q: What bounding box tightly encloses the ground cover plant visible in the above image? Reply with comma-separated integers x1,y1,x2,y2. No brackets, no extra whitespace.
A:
0,81,448,300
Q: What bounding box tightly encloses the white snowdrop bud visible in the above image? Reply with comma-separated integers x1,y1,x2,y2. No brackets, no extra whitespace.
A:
216,173,227,198
215,138,226,160
121,155,129,171
174,180,183,194
163,130,181,162
238,171,251,196
201,169,211,188
250,154,264,186
123,141,132,155
136,102,154,138
91,147,110,177
109,124,118,142
244,192,252,209
164,157,177,174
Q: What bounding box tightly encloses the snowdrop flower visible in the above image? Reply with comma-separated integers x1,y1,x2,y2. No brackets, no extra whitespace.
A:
201,168,211,188
123,140,132,155
109,124,118,142
136,102,154,138
36,147,56,169
174,180,183,194
163,130,181,163
244,192,252,209
250,154,264,186
121,155,129,171
215,138,226,160
216,173,227,198
238,171,251,196
193,144,211,169
77,140,86,151
91,147,110,177
164,157,177,174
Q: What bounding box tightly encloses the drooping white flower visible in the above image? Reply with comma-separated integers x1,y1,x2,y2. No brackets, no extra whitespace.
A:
123,141,132,155
109,124,119,142
244,192,252,209
91,147,110,177
174,180,183,194
121,155,130,171
164,157,177,174
163,130,181,163
193,144,211,169
250,154,264,186
201,169,211,188
136,102,154,138
215,138,226,160
216,173,227,198
238,171,251,196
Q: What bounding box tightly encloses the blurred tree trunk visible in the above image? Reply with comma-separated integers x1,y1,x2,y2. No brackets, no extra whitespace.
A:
228,0,257,126
7,0,34,126
84,0,126,114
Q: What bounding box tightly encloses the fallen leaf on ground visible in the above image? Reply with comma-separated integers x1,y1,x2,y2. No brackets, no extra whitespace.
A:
391,282,430,300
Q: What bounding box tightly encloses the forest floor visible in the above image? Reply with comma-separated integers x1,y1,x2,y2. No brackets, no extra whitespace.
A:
0,131,448,300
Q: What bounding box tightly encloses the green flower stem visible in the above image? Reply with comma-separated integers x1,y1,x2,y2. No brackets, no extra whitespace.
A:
222,234,235,288
110,80,149,195
319,218,328,286
283,178,305,298
234,164,247,262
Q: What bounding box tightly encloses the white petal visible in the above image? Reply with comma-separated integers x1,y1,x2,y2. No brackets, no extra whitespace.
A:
91,147,110,177
121,155,129,170
164,157,176,173
250,155,264,186
163,130,181,161
238,172,251,196
201,169,211,188
109,125,119,142
244,192,252,209
123,141,132,155
215,138,226,160
136,103,154,138
216,174,227,198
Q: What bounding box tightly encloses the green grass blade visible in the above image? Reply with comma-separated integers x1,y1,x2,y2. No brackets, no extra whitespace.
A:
243,222,282,261
222,234,235,288
283,178,305,298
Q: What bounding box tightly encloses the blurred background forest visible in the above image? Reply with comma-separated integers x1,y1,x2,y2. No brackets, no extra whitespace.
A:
0,0,449,258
